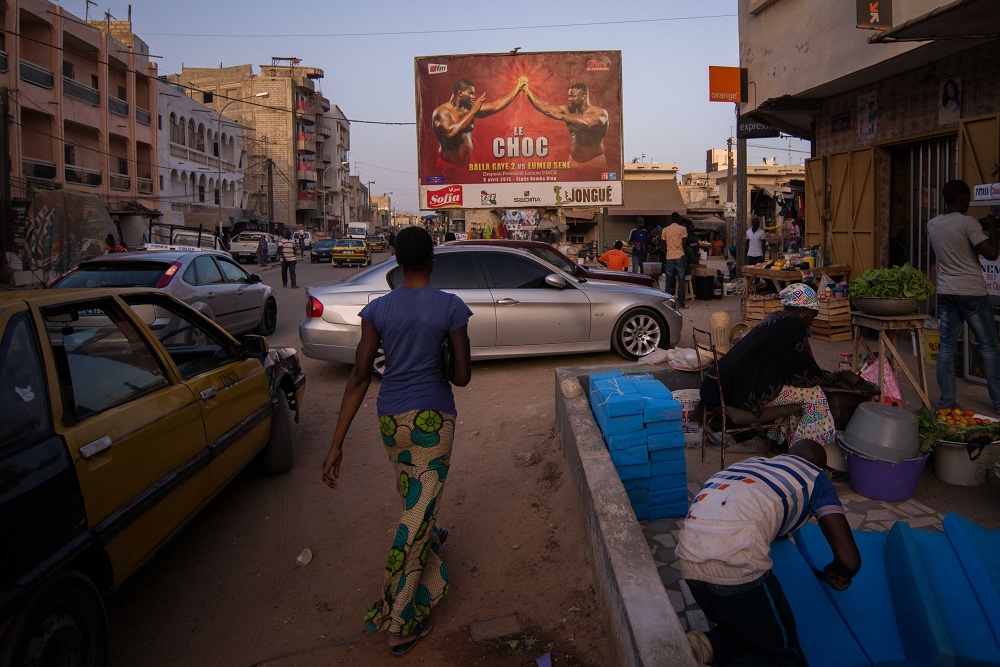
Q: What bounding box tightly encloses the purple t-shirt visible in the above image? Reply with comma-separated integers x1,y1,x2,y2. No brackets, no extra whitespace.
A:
360,286,472,416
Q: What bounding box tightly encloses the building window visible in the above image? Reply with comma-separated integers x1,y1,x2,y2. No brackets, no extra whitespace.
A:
159,175,164,190
198,184,205,202
118,85,127,101
91,74,99,90
203,92,213,104
117,158,128,175
64,145,75,166
62,61,75,79
158,114,162,130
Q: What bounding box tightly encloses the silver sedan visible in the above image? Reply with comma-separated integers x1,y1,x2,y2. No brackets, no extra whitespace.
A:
299,245,681,366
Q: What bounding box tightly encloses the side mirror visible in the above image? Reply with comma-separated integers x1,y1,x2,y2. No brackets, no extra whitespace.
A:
242,334,269,359
544,274,568,290
249,274,262,284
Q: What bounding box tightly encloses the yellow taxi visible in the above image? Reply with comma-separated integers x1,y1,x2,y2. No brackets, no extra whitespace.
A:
365,235,387,253
0,288,305,664
331,238,372,267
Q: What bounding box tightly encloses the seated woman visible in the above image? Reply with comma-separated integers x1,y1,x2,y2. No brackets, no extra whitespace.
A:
700,283,859,475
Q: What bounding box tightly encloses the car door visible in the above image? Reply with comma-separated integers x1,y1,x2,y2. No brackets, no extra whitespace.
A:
124,293,273,493
389,252,497,349
36,295,209,584
479,251,591,347
183,255,236,331
216,255,264,334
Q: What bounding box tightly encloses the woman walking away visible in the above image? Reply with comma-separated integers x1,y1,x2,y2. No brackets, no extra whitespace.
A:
322,225,472,658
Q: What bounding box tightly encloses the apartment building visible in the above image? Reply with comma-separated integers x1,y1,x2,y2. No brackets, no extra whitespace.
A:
156,79,247,229
740,0,999,276
168,59,351,235
2,0,159,251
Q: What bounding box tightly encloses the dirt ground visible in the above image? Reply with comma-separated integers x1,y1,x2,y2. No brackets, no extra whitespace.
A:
107,261,620,667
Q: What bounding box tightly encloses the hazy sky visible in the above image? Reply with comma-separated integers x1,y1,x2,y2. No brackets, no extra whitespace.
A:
95,0,809,214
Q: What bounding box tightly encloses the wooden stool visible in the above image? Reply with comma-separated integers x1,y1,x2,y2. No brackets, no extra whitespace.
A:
685,275,694,300
850,311,931,409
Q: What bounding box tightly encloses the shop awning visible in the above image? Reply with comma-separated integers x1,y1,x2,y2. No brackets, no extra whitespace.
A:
690,214,727,232
869,0,1000,43
563,207,599,221
616,179,687,217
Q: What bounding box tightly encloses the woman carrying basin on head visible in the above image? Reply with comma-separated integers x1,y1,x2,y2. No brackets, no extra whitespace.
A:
321,225,472,658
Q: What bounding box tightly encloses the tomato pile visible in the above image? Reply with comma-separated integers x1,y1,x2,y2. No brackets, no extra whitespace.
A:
935,408,992,427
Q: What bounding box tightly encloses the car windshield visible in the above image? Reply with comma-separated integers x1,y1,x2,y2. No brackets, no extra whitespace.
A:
313,240,334,249
336,240,364,248
524,247,574,273
55,261,172,288
173,233,217,248
236,233,266,241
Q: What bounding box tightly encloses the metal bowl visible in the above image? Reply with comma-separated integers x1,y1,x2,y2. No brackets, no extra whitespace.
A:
840,402,920,463
851,297,919,316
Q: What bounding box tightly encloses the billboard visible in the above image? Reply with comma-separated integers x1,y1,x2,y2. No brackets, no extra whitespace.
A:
415,51,623,209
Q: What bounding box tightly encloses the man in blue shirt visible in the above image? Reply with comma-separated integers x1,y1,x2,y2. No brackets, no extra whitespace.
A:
628,217,648,274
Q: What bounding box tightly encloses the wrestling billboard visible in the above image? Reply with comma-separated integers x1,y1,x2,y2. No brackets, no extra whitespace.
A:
414,51,623,210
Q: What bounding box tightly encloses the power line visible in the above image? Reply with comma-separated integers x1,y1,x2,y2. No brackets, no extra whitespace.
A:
138,14,736,38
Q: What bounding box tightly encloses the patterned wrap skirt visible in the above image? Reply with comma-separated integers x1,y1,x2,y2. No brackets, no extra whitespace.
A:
363,409,455,637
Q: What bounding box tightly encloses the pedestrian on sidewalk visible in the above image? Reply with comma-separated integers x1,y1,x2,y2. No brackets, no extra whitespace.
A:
256,236,268,266
628,217,648,274
927,179,1000,414
321,225,472,658
278,230,298,288
661,213,688,308
598,240,630,271
677,439,861,667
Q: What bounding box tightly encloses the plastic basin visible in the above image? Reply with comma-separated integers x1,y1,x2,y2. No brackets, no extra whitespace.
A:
841,402,920,463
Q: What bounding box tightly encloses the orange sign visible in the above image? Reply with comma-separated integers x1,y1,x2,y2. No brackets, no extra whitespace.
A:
709,66,742,103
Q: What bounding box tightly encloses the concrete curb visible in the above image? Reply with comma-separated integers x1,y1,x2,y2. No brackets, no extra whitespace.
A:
555,364,696,667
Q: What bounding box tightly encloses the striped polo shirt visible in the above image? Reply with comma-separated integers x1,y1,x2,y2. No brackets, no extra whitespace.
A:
676,455,844,585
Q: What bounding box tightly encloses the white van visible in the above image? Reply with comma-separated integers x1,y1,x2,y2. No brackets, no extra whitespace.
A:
292,230,313,249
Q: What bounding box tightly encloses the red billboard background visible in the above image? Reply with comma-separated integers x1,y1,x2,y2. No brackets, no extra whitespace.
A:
415,51,623,191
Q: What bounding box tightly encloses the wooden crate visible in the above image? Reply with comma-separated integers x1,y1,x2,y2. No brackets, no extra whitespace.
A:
810,298,852,342
745,298,781,318
814,298,851,322
811,330,853,343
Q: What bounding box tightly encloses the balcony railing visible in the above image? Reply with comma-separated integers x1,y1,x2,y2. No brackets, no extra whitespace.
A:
22,157,57,180
136,107,151,125
297,190,318,201
137,178,154,195
108,95,129,117
109,173,130,191
65,165,102,187
64,77,100,106
20,59,54,89
0,51,8,73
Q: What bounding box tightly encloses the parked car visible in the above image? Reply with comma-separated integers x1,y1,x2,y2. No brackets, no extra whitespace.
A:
229,232,278,263
446,239,659,289
300,245,681,372
51,250,278,336
0,287,305,665
292,229,313,249
330,239,372,267
365,235,387,253
310,238,336,263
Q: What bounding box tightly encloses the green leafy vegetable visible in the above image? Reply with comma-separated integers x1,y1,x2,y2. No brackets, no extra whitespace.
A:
848,264,935,299
916,407,1000,454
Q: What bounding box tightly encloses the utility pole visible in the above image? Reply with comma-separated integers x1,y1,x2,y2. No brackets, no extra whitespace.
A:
736,104,748,269
266,159,275,231
365,180,375,223
726,135,734,252
1,88,11,256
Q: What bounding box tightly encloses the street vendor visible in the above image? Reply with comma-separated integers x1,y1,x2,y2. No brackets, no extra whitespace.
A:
699,283,860,477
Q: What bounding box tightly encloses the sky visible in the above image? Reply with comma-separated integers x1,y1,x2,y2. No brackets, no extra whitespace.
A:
86,0,810,214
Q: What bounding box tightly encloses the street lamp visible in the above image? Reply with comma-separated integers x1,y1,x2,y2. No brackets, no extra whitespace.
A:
217,91,268,242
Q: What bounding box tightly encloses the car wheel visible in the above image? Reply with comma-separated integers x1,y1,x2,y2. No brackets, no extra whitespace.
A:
261,391,294,474
256,298,277,336
612,307,665,360
0,570,107,667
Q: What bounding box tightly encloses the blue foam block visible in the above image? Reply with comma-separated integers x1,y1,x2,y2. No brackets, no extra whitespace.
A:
944,512,1000,646
631,502,650,521
592,401,644,436
606,430,647,451
644,398,683,423
649,446,685,462
626,487,649,505
592,391,645,417
646,501,689,520
610,444,650,467
628,379,673,399
647,430,686,451
622,478,648,492
650,459,687,477
883,522,956,664
770,538,869,667
592,377,638,394
794,524,907,664
647,419,683,436
587,370,623,382
649,486,687,506
616,462,650,481
648,472,686,493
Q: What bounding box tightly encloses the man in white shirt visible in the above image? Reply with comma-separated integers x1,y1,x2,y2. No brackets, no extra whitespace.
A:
927,179,1000,413
746,217,767,266
278,230,298,288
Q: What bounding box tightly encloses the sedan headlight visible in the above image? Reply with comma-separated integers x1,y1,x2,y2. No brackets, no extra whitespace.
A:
661,295,678,311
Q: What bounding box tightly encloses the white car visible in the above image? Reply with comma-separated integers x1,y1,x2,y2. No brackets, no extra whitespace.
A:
230,232,279,263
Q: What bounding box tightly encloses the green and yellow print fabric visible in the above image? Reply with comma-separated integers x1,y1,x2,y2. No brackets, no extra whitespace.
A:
365,410,455,637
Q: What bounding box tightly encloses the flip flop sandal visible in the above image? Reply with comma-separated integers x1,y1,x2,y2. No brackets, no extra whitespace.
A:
390,621,433,657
